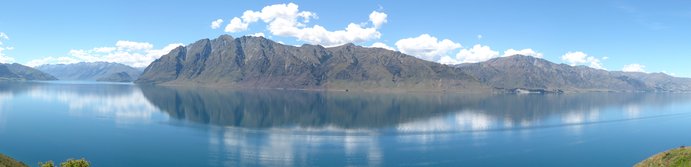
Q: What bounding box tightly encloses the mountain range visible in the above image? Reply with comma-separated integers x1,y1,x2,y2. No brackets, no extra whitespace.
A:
0,63,57,81
37,62,142,82
135,35,691,93
457,55,691,92
135,35,487,92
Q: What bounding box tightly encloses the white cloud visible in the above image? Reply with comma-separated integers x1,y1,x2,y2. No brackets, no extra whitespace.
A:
25,57,80,67
0,32,15,63
439,44,500,65
93,47,116,53
477,34,483,39
454,44,499,63
0,32,8,45
115,40,153,51
622,64,646,72
210,19,224,29
26,41,182,68
561,51,605,69
503,48,543,58
219,3,386,47
369,11,387,28
438,56,462,65
368,42,395,51
225,17,249,33
395,34,461,62
248,32,265,37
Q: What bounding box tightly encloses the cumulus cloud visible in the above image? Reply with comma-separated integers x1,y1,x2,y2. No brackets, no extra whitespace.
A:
622,64,646,72
439,44,500,65
438,55,462,65
218,3,386,47
395,34,461,62
369,11,387,28
561,51,605,69
225,17,249,33
0,32,15,63
368,42,395,51
502,48,543,58
455,44,499,63
26,41,182,67
210,19,224,29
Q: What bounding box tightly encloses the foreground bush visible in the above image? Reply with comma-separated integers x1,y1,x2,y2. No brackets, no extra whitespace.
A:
39,158,89,167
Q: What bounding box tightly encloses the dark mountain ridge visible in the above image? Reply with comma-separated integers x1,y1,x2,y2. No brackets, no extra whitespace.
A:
136,35,488,92
136,35,691,93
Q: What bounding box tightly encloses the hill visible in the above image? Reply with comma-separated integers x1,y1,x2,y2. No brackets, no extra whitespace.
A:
0,63,57,81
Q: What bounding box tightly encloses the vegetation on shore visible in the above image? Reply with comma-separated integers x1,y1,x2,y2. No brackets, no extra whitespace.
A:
39,158,89,167
0,154,89,167
636,146,691,167
0,154,28,167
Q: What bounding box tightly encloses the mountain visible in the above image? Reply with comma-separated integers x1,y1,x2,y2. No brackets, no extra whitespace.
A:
96,72,133,82
135,35,691,93
457,55,691,92
37,62,142,82
0,63,57,80
135,35,488,92
611,71,691,92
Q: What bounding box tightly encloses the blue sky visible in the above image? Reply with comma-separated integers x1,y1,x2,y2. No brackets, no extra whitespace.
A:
0,0,690,76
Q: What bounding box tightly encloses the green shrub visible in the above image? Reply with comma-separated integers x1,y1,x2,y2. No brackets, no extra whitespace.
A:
39,158,89,167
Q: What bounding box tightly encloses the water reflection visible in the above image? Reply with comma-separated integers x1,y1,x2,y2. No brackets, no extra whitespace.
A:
135,86,691,166
206,126,383,167
0,81,163,126
139,86,691,132
2,81,691,166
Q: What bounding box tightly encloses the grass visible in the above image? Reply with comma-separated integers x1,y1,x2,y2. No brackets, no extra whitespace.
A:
636,146,691,167
0,154,28,167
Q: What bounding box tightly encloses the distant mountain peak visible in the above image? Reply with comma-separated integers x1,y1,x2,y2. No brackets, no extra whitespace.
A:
36,62,142,82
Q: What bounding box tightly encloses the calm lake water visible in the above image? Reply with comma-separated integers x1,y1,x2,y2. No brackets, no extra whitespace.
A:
1,81,690,166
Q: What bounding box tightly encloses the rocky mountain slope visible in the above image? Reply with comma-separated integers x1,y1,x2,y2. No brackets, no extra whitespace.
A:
37,62,141,82
0,63,57,80
457,55,691,92
135,35,691,93
135,35,487,92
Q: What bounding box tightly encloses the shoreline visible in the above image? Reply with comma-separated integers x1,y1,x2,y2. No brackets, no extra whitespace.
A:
636,146,690,167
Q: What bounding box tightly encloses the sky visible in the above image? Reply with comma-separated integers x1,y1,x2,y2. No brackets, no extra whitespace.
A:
1,0,690,76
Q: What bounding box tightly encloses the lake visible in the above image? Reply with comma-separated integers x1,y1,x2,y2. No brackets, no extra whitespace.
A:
0,81,690,166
